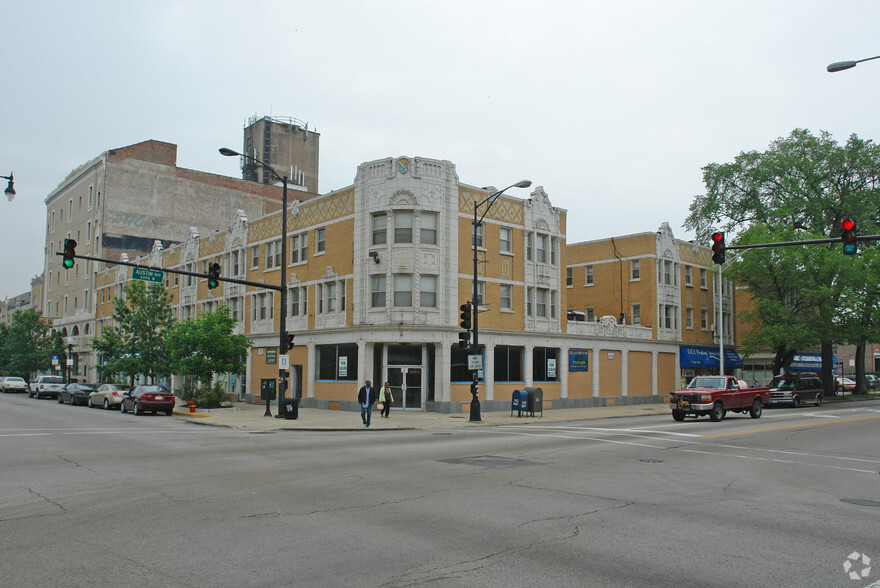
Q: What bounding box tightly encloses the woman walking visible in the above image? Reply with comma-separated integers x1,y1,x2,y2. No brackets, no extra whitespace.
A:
379,381,393,418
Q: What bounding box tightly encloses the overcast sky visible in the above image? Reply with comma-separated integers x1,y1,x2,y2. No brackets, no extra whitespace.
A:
2,1,879,299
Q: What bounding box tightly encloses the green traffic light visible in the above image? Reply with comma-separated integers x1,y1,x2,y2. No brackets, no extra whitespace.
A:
63,257,74,269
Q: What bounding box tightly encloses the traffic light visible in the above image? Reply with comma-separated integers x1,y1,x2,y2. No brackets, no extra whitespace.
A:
458,331,471,349
208,262,221,289
710,232,726,264
841,218,857,256
62,239,76,269
284,333,295,351
460,302,472,330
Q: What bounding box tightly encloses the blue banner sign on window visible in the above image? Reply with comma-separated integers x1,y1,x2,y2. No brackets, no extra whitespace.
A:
569,349,589,372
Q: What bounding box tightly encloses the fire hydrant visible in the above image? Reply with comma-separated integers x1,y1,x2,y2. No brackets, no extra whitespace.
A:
186,401,196,413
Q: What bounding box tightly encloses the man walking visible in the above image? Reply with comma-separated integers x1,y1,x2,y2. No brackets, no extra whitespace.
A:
358,379,377,428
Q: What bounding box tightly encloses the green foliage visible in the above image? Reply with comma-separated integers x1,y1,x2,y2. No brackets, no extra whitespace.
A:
91,281,174,384
686,129,880,376
0,309,59,381
179,382,231,409
165,305,251,388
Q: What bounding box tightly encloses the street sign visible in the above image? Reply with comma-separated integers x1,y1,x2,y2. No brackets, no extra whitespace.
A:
280,355,290,370
468,354,483,371
132,268,164,283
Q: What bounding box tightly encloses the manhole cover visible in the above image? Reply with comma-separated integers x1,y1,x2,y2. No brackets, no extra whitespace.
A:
439,456,541,469
841,498,880,508
640,458,663,463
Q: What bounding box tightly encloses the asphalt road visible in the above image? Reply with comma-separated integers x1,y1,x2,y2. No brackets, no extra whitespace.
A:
2,393,880,587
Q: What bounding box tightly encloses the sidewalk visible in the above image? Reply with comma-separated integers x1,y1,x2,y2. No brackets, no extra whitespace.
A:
173,401,672,431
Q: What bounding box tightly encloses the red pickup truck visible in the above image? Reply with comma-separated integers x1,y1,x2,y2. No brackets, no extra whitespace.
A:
669,376,770,422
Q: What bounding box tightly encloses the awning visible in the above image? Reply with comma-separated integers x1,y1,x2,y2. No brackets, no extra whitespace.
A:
787,353,839,371
679,345,743,369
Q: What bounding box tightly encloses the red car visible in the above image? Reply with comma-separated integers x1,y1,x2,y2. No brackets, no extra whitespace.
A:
120,385,176,416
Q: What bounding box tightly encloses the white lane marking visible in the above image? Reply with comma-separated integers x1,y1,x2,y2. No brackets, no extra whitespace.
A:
679,449,877,474
468,428,667,449
802,414,840,419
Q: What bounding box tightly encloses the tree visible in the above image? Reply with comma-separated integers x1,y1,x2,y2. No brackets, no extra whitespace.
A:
92,281,174,385
685,129,880,392
0,309,60,383
166,305,250,388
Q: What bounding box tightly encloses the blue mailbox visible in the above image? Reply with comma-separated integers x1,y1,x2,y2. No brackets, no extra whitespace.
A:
511,390,527,417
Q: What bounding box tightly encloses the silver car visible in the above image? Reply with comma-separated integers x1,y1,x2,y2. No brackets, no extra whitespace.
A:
89,384,132,409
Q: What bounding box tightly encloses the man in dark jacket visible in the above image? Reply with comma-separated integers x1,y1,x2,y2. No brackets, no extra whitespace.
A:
357,380,377,428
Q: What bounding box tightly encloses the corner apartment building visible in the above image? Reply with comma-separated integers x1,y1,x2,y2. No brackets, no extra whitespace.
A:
90,155,693,413
44,139,315,381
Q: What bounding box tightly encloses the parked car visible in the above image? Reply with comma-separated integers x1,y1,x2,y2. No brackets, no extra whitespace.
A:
120,385,176,416
865,375,880,391
59,383,96,406
1,376,28,393
29,375,65,399
835,377,856,393
768,372,823,407
89,384,131,409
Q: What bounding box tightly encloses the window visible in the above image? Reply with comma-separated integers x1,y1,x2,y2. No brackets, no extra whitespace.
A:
326,282,337,313
253,292,274,321
631,259,640,280
289,286,308,317
290,233,308,263
371,276,386,308
700,268,707,288
420,275,437,308
664,261,673,285
631,303,641,325
316,343,358,381
536,234,548,263
566,268,573,287
533,347,560,382
394,211,413,244
536,288,548,318
316,228,325,253
494,346,524,382
500,284,512,310
526,232,533,261
585,265,594,285
500,227,512,253
420,212,437,245
701,309,708,329
686,307,693,329
685,265,692,286
586,306,595,321
251,246,260,268
551,237,557,265
265,240,281,269
526,288,533,317
231,250,241,276
393,275,412,307
473,222,484,248
476,281,485,308
372,213,387,245
229,297,242,321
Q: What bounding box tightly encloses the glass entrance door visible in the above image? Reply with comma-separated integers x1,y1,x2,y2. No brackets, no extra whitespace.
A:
387,367,422,410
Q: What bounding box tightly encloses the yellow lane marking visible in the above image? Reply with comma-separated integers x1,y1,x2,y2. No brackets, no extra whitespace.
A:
701,414,880,438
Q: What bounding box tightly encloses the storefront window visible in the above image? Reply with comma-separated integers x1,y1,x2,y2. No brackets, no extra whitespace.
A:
532,347,560,382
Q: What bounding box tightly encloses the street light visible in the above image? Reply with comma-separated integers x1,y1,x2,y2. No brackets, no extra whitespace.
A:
470,179,531,422
827,54,880,73
2,172,15,202
220,147,289,418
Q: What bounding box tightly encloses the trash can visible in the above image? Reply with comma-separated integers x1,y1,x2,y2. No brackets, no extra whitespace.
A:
283,398,299,420
524,387,544,417
511,390,527,417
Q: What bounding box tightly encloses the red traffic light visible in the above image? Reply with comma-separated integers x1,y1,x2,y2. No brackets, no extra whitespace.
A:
710,232,726,264
711,232,724,243
841,218,855,232
841,218,857,255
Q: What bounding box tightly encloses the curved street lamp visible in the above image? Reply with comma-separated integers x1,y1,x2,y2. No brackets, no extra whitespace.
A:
220,147,289,418
470,179,532,422
827,54,880,73
2,172,15,202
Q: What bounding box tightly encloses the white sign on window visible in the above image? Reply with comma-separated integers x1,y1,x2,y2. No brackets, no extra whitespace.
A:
548,358,557,378
339,356,348,377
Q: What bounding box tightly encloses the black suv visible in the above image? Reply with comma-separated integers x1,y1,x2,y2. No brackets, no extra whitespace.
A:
768,373,823,407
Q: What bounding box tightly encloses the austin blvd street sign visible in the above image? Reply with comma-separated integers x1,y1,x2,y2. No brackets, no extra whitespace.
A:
132,268,164,283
